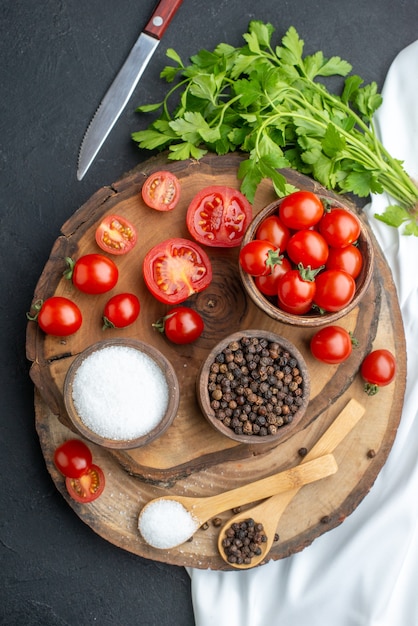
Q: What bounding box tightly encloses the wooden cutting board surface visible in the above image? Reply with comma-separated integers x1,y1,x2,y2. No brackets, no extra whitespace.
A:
26,152,406,570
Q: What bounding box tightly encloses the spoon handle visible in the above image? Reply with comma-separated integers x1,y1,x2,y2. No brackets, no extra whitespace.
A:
191,454,337,523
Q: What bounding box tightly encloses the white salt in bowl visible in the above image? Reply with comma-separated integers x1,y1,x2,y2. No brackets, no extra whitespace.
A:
63,338,180,450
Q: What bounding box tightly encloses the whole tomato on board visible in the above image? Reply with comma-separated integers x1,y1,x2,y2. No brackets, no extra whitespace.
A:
326,244,363,279
186,185,252,247
27,296,82,336
255,214,290,252
54,439,105,503
102,293,140,330
239,240,283,277
153,307,204,344
286,230,329,269
310,325,356,364
64,254,119,295
278,190,324,230
361,349,396,395
143,238,212,305
141,170,181,211
313,269,356,312
319,207,361,248
95,215,137,255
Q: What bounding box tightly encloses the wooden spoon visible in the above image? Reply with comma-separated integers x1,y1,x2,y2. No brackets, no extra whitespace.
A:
138,454,337,548
218,397,365,569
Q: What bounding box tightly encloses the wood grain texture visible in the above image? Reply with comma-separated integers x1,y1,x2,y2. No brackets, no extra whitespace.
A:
27,153,406,570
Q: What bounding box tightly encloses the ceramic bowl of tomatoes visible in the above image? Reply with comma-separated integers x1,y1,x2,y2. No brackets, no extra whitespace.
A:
63,338,180,450
239,191,374,328
196,329,310,446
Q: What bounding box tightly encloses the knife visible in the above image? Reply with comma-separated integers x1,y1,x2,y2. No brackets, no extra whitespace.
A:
77,0,184,181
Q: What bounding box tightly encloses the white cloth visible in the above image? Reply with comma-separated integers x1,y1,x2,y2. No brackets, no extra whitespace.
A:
187,40,418,626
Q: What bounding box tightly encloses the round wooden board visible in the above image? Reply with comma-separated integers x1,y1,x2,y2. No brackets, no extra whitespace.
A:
27,153,406,570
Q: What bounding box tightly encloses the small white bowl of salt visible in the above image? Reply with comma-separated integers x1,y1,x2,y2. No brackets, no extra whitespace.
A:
63,339,180,449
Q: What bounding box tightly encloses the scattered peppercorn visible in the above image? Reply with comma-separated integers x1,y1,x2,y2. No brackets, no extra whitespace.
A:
320,515,331,524
212,517,222,527
221,518,267,565
200,522,209,530
367,449,376,458
298,447,308,457
207,336,306,437
232,506,241,514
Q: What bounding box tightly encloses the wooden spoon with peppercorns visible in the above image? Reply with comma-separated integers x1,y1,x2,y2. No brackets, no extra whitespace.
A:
218,398,365,569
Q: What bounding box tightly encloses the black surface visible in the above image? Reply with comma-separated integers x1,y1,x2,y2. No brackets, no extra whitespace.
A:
1,1,417,624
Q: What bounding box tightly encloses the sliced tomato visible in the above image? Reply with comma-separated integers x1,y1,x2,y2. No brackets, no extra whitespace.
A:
65,464,105,503
141,170,181,211
95,214,137,255
143,238,212,305
186,186,252,247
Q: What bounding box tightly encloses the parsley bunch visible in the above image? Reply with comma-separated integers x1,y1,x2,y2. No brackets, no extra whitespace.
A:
132,21,418,235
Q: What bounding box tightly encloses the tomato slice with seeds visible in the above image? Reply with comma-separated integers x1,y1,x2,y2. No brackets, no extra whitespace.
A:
95,214,137,255
186,185,252,247
141,170,181,211
143,238,212,305
65,464,105,503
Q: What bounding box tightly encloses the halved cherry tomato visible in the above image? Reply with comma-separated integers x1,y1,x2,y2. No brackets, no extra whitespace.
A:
95,214,137,255
153,306,204,344
186,186,252,247
255,215,290,252
287,230,329,269
27,297,82,336
326,244,363,279
102,293,140,330
254,257,292,296
141,170,181,211
65,254,118,295
277,266,317,315
279,191,324,230
310,325,355,364
313,269,356,312
361,349,396,395
143,238,212,305
239,240,283,277
319,207,361,248
65,464,105,503
54,439,93,479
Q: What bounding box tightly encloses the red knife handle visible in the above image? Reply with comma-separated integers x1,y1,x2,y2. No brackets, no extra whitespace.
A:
144,0,184,39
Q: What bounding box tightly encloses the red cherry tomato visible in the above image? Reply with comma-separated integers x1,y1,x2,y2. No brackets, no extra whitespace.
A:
154,307,204,344
28,296,82,336
239,240,282,277
95,214,137,255
141,170,181,211
286,230,329,269
143,238,212,305
254,257,292,296
65,465,105,503
255,215,290,251
310,325,354,364
313,270,356,312
360,349,396,395
102,293,140,330
279,191,324,230
319,207,361,248
186,185,252,247
277,267,317,315
54,439,93,479
326,244,363,279
65,254,118,295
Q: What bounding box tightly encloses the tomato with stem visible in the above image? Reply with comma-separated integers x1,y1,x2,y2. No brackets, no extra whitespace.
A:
65,254,118,295
279,191,324,230
141,170,181,211
277,265,318,315
187,185,252,247
255,214,290,251
239,240,283,277
361,349,396,395
313,269,356,312
143,238,212,305
27,297,82,336
310,325,356,364
102,293,140,330
153,307,204,344
254,256,292,296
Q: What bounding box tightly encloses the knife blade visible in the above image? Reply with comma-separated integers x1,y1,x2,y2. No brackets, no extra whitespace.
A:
77,0,184,181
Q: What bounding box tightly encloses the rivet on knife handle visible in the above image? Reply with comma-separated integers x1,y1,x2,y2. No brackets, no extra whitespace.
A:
144,0,184,39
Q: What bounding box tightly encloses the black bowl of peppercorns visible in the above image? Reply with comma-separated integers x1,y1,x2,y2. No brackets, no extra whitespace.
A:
196,330,310,445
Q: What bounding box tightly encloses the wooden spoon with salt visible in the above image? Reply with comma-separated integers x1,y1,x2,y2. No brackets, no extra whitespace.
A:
138,454,337,549
217,398,365,569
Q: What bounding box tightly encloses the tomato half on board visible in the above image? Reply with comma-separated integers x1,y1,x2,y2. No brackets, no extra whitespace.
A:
65,465,105,503
186,185,252,247
95,214,137,255
143,238,212,305
141,170,181,211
